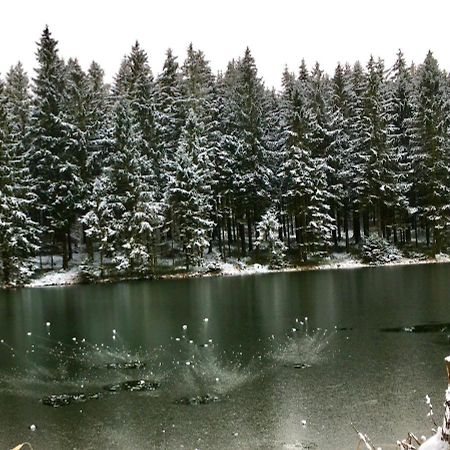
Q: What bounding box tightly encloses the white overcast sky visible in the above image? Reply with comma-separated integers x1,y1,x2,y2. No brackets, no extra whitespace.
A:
1,0,450,89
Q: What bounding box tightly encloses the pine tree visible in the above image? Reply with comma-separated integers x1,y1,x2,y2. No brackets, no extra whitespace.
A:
105,98,140,270
327,63,352,248
363,56,391,236
0,71,39,284
81,174,116,275
29,26,79,269
65,58,89,217
280,65,333,260
410,51,450,253
180,44,216,237
126,42,160,188
155,49,184,191
181,44,214,110
347,61,370,241
229,48,272,254
213,65,240,258
84,61,111,191
84,96,163,275
384,50,412,243
167,109,213,269
82,98,137,272
206,74,229,258
306,63,335,252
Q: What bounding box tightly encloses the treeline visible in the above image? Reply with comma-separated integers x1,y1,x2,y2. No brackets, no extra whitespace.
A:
0,26,449,283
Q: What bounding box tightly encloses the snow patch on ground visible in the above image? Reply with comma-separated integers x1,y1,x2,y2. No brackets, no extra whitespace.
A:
27,267,81,288
218,261,270,276
320,252,450,271
435,253,450,263
319,252,363,270
21,251,450,288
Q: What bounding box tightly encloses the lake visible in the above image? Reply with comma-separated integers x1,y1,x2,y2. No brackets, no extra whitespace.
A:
1,264,450,449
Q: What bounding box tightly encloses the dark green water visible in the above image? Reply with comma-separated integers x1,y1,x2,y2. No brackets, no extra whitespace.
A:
1,264,450,449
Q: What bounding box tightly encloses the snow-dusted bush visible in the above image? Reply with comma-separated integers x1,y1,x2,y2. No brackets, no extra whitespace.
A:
1,258,37,286
360,234,403,265
256,208,286,269
79,259,102,282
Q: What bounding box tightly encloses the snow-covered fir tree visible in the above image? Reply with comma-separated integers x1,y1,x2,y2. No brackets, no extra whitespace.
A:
362,56,391,236
0,72,39,284
125,42,160,191
81,174,116,274
347,61,370,241
29,26,80,269
228,48,272,254
155,49,184,192
280,65,334,260
326,63,352,248
410,52,450,254
384,50,412,242
167,109,213,269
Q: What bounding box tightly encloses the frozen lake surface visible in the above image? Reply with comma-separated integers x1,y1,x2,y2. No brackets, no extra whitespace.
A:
1,264,450,449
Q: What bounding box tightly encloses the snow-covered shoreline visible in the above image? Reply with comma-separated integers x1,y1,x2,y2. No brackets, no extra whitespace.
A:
19,252,450,289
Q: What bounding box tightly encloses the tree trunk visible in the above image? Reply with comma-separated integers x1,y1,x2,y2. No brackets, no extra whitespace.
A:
286,214,291,250
247,215,253,253
363,210,369,237
62,234,69,270
405,227,411,244
239,223,246,256
352,211,361,243
344,209,349,251
294,215,301,244
433,226,441,256
337,208,342,241
67,229,72,261
377,201,383,237
332,207,338,249
217,222,222,257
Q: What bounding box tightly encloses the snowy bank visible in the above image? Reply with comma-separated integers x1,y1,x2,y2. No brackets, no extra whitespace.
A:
27,267,81,288
21,252,450,288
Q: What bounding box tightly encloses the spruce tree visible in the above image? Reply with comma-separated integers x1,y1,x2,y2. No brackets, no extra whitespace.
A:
347,61,369,241
167,109,213,269
155,49,184,191
327,63,352,248
127,42,159,189
29,26,79,269
229,48,271,254
384,50,412,243
0,72,39,284
410,51,450,253
363,56,390,236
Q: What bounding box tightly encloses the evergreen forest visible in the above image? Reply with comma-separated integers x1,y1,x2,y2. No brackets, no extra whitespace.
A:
1,26,449,284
